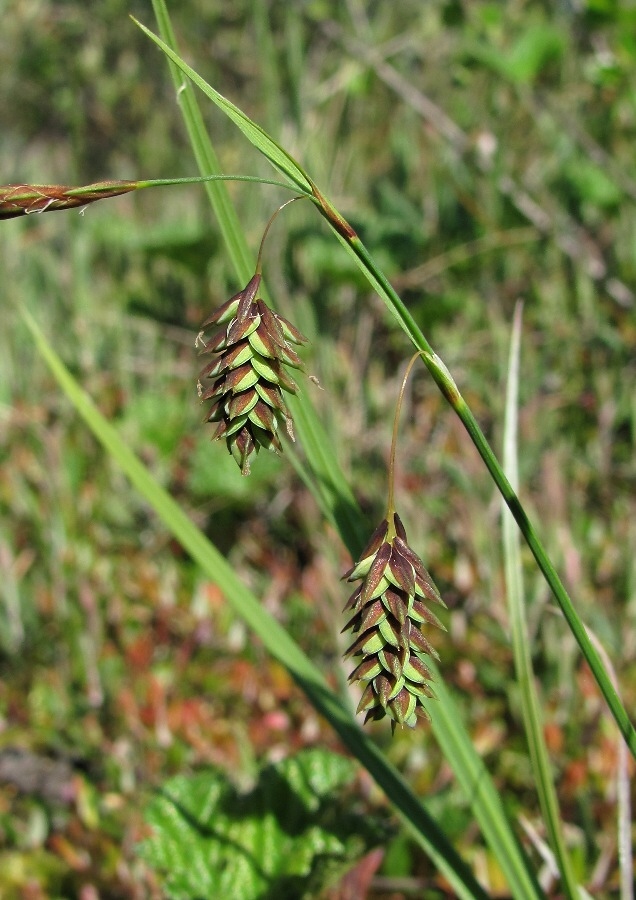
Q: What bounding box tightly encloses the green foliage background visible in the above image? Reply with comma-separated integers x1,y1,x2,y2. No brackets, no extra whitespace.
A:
1,0,635,896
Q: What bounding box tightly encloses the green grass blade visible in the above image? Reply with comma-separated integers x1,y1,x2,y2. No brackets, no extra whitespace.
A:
21,305,488,900
252,0,284,135
423,670,544,899
148,2,259,281
135,15,312,196
286,391,368,555
502,304,580,899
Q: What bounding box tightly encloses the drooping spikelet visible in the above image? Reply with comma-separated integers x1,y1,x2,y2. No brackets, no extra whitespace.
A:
197,274,308,475
343,512,446,729
0,181,136,219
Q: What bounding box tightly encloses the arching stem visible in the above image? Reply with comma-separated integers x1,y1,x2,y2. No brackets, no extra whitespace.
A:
386,351,425,532
255,195,307,275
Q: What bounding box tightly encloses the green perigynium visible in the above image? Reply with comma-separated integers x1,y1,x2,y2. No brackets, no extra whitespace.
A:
197,273,307,475
343,512,446,729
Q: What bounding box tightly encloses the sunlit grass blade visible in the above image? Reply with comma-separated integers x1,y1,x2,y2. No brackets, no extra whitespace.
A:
148,2,258,282
502,303,580,899
135,12,636,760
252,0,284,135
584,637,634,900
420,669,544,899
134,15,312,196
21,305,488,900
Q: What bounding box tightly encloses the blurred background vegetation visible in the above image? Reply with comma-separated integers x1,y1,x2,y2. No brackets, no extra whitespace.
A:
1,0,635,896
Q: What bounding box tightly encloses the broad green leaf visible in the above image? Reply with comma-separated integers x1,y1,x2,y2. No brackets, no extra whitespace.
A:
139,749,389,900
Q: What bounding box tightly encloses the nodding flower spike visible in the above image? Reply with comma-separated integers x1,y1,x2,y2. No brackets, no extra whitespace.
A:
342,512,445,731
198,274,308,475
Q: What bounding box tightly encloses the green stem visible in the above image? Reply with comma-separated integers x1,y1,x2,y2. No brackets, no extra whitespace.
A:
318,210,636,761
255,195,307,274
0,176,306,220
386,351,423,523
441,363,636,759
133,174,310,193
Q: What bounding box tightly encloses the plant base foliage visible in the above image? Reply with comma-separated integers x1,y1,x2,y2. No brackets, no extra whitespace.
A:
138,748,391,900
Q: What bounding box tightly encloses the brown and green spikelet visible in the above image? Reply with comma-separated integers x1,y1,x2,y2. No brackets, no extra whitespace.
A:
0,181,136,219
343,512,446,730
197,274,308,475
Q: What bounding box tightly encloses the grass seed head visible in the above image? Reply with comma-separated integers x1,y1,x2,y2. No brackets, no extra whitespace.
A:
0,181,136,218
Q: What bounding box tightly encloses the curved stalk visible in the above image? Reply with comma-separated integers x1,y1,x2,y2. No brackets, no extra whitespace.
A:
134,5,636,762
255,195,307,274
386,351,423,524
328,226,636,760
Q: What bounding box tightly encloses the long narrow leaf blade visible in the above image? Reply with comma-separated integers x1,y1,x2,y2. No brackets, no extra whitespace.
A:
148,3,254,280
133,17,312,196
502,304,579,898
149,0,366,557
424,670,544,899
21,305,488,900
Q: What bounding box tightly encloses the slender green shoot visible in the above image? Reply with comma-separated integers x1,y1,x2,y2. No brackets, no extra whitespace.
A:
502,302,581,899
255,195,308,275
0,175,307,220
386,351,423,522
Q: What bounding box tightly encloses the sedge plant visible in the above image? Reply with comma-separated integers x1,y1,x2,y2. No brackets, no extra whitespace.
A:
5,3,635,897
